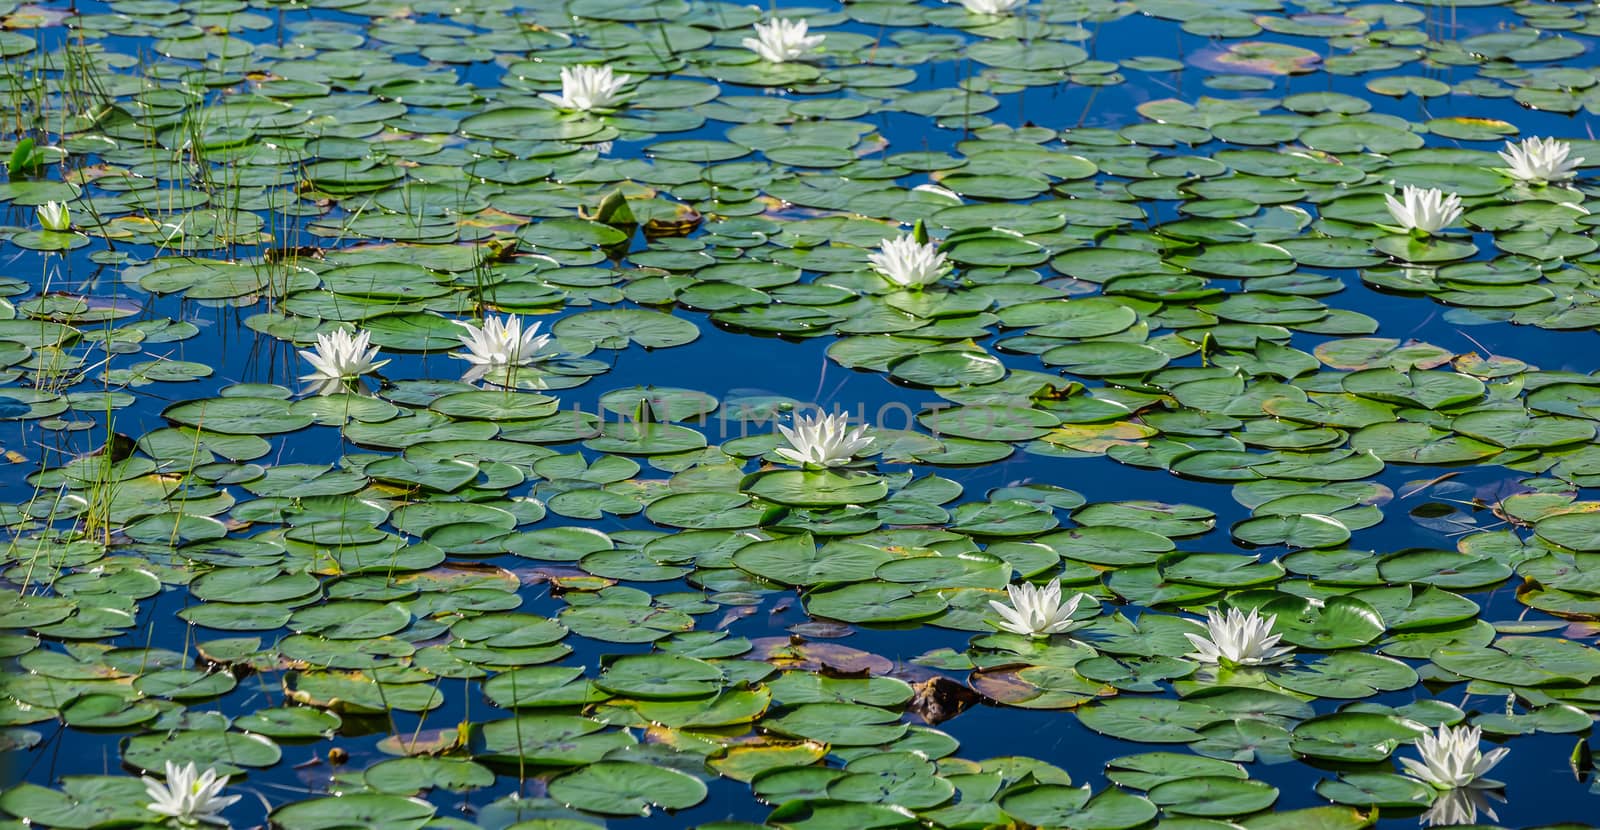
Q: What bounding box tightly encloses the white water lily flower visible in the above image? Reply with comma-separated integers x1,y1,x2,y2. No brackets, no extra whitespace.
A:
1183,607,1294,666
1498,136,1582,184
956,0,1028,14
867,233,951,289
1384,185,1462,235
1420,786,1504,828
298,327,388,395
37,200,70,231
775,411,873,468
143,761,240,827
742,18,825,64
453,315,552,383
988,580,1088,638
1400,724,1509,790
539,65,631,112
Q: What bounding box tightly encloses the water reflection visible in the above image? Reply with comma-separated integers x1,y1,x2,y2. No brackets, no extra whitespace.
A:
1420,786,1507,828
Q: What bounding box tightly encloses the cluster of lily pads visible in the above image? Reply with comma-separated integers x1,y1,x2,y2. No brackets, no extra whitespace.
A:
6,0,1600,826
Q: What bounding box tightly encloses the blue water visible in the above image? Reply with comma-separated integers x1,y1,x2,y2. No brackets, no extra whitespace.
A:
5,0,1600,826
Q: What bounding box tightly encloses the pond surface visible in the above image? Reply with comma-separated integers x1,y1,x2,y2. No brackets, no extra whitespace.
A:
4,0,1600,827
